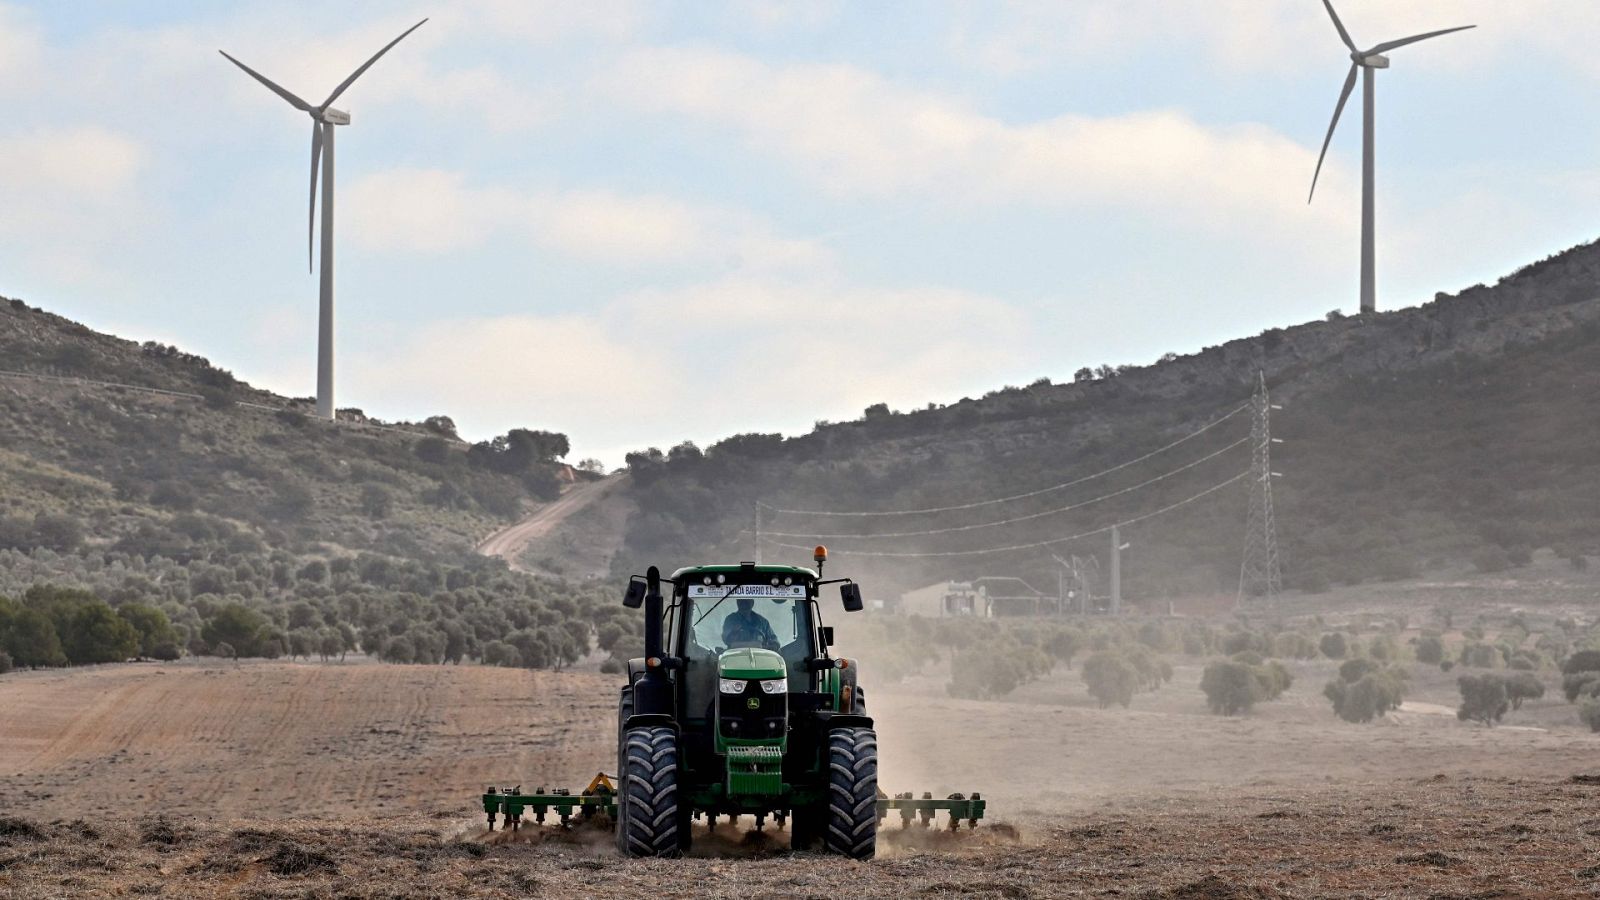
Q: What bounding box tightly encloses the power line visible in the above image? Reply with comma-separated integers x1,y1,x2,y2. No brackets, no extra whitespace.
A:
761,436,1249,539
761,470,1249,559
758,401,1250,517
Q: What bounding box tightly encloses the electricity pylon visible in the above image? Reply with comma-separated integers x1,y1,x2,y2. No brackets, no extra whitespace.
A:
1238,372,1282,607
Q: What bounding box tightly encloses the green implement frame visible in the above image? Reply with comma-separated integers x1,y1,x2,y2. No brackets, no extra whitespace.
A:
482,778,986,832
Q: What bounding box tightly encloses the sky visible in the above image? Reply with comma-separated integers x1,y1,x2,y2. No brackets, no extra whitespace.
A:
2,1,1598,466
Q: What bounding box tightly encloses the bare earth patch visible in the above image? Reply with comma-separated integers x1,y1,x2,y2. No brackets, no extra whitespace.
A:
3,661,1600,896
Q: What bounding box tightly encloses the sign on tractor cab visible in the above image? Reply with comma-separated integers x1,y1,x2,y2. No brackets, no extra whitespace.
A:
687,584,806,599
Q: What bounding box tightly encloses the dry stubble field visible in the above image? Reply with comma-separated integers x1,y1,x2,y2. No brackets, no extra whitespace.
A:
3,657,1600,897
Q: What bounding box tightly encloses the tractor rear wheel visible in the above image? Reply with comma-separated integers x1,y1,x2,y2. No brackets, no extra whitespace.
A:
823,727,878,859
613,688,633,854
619,725,684,857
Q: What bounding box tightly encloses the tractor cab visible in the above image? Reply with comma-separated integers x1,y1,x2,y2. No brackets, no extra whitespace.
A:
669,564,824,693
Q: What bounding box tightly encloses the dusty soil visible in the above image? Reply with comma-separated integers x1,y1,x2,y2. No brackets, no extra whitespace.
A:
2,659,1599,896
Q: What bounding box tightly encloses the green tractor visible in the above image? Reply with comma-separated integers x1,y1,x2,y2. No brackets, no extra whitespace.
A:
482,547,985,858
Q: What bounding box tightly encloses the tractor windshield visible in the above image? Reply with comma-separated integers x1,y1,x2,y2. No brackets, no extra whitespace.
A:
684,583,809,656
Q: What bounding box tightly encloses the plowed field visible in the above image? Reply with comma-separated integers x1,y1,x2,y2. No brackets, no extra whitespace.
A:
3,660,1599,897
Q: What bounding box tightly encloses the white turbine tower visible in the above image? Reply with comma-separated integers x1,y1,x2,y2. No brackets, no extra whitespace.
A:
221,19,427,420
1307,1,1473,315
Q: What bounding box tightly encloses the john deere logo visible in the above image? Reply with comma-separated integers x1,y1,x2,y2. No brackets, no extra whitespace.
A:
746,697,761,710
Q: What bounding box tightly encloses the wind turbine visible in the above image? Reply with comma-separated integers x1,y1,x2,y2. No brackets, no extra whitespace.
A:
1307,1,1472,315
221,19,428,419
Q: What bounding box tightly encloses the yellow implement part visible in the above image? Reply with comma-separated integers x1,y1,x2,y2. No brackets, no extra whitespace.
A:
583,772,616,796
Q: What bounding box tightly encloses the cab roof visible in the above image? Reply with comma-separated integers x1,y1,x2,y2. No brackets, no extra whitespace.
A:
669,563,819,581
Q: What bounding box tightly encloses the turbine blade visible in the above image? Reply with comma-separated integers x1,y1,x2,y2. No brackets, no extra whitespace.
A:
308,121,323,272
218,50,313,111
1320,0,1357,52
1368,25,1475,56
319,18,428,109
1308,63,1358,203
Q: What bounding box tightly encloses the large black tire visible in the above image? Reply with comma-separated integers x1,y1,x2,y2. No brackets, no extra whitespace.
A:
613,688,633,854
619,725,683,857
823,727,878,859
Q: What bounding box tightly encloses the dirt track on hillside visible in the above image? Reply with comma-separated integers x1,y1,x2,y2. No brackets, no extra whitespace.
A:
475,476,626,574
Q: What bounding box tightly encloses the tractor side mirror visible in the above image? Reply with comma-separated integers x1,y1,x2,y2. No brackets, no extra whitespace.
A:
622,580,646,609
840,584,864,612
819,626,835,648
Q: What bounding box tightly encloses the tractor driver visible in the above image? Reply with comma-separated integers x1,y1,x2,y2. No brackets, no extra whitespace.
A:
722,596,779,649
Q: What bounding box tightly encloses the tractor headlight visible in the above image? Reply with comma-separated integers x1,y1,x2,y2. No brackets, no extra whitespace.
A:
719,678,747,694
759,678,787,695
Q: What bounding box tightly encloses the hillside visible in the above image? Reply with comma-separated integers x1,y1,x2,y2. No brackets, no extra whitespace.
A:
609,239,1600,601
0,297,629,673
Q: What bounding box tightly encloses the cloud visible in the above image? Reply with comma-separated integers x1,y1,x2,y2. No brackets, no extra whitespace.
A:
0,127,146,196
604,46,1354,241
344,167,830,270
947,1,1596,78
349,273,1028,459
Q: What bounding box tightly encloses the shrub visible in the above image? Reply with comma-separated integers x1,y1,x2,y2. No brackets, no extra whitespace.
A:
1562,650,1600,677
1459,642,1499,669
1,607,66,667
948,636,1050,700
117,603,178,660
1580,698,1600,732
1255,660,1293,700
0,650,12,674
480,641,522,668
1457,673,1510,726
1221,630,1268,657
1273,632,1319,660
1081,651,1140,709
1504,672,1545,710
1042,626,1083,666
1200,661,1262,716
1562,673,1600,703
1472,546,1511,573
1508,651,1542,671
202,603,270,658
413,437,452,465
30,513,84,553
1414,635,1445,665
150,480,198,511
61,602,140,664
1332,657,1369,681
1324,663,1407,723
359,485,393,520
1319,633,1348,659
1367,635,1400,662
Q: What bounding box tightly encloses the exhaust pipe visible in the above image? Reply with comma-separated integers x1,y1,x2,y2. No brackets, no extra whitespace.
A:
635,565,672,717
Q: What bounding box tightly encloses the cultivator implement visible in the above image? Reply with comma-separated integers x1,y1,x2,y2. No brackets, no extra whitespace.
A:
483,778,985,832
482,773,617,830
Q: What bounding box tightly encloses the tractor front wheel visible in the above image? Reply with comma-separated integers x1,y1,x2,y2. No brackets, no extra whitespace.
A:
823,727,878,859
619,725,684,857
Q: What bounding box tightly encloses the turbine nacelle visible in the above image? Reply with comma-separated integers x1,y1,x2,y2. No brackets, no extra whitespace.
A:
1354,52,1390,69
317,108,351,126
